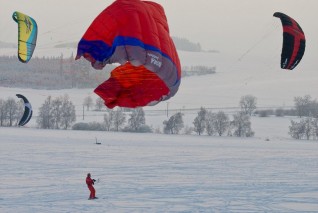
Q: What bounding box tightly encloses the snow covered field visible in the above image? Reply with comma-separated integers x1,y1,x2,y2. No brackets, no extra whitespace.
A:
1,127,318,213
1,0,318,211
1,48,318,212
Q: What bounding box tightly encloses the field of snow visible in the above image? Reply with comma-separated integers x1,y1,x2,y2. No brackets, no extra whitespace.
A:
1,48,318,212
1,127,318,213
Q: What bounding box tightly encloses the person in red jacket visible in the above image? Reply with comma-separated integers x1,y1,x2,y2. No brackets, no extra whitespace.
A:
86,173,97,199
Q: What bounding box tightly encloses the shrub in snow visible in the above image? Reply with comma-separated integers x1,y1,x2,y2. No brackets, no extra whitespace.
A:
123,124,152,133
183,125,194,135
275,108,285,117
72,122,90,130
72,122,105,131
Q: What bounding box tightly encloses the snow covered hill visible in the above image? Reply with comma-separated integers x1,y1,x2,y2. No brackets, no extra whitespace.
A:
1,127,318,212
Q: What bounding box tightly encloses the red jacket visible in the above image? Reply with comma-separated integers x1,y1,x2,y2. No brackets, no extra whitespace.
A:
86,177,94,187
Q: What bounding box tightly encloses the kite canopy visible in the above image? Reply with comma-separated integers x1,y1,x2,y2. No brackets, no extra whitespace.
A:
76,0,181,108
16,94,32,126
273,12,305,70
12,11,38,63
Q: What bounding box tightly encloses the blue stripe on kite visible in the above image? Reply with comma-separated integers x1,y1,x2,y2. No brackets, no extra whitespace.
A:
78,36,175,67
77,36,181,85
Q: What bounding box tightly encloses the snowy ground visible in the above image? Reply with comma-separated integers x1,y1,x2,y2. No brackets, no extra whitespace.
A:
1,127,318,213
1,48,318,212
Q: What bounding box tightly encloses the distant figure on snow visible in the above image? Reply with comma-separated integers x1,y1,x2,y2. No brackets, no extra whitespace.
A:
86,173,97,199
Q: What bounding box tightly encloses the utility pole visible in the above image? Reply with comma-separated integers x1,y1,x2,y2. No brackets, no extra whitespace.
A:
166,102,169,117
83,105,85,120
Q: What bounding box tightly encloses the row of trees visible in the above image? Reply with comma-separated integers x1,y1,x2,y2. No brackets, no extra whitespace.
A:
289,118,318,140
192,109,254,137
72,104,255,138
0,97,24,126
289,95,318,140
79,94,256,137
6,91,318,140
182,65,216,77
172,36,202,52
0,55,111,89
161,95,256,137
73,107,152,133
36,95,76,129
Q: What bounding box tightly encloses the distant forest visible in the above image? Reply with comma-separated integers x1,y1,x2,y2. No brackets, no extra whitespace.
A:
0,37,216,89
172,36,202,52
0,54,216,89
0,55,112,89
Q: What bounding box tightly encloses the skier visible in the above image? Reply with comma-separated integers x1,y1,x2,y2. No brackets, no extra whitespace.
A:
86,173,97,199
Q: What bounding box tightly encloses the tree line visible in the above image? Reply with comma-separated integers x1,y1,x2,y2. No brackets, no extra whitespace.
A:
3,92,318,141
288,95,318,140
0,94,257,137
172,36,202,52
36,95,76,129
168,95,256,137
0,55,111,89
0,55,216,90
75,94,256,138
0,97,24,126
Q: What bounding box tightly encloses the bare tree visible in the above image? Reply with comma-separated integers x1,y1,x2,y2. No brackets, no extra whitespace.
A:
240,95,257,116
60,95,76,129
311,118,318,140
193,107,207,135
289,120,305,140
104,110,115,131
289,117,316,140
37,96,54,129
51,97,63,129
310,100,318,118
303,118,313,140
294,95,312,117
126,108,146,132
0,99,7,126
37,95,76,129
163,112,184,134
205,111,216,136
213,111,230,136
113,108,126,131
294,95,318,118
231,111,254,137
5,97,18,126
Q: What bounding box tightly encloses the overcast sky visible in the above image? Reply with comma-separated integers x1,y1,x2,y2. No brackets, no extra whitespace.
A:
1,0,317,65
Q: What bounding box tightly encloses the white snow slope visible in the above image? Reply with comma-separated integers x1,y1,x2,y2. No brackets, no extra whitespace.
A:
1,127,318,213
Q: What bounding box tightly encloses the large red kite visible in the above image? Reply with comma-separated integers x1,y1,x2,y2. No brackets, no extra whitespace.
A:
76,0,181,108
